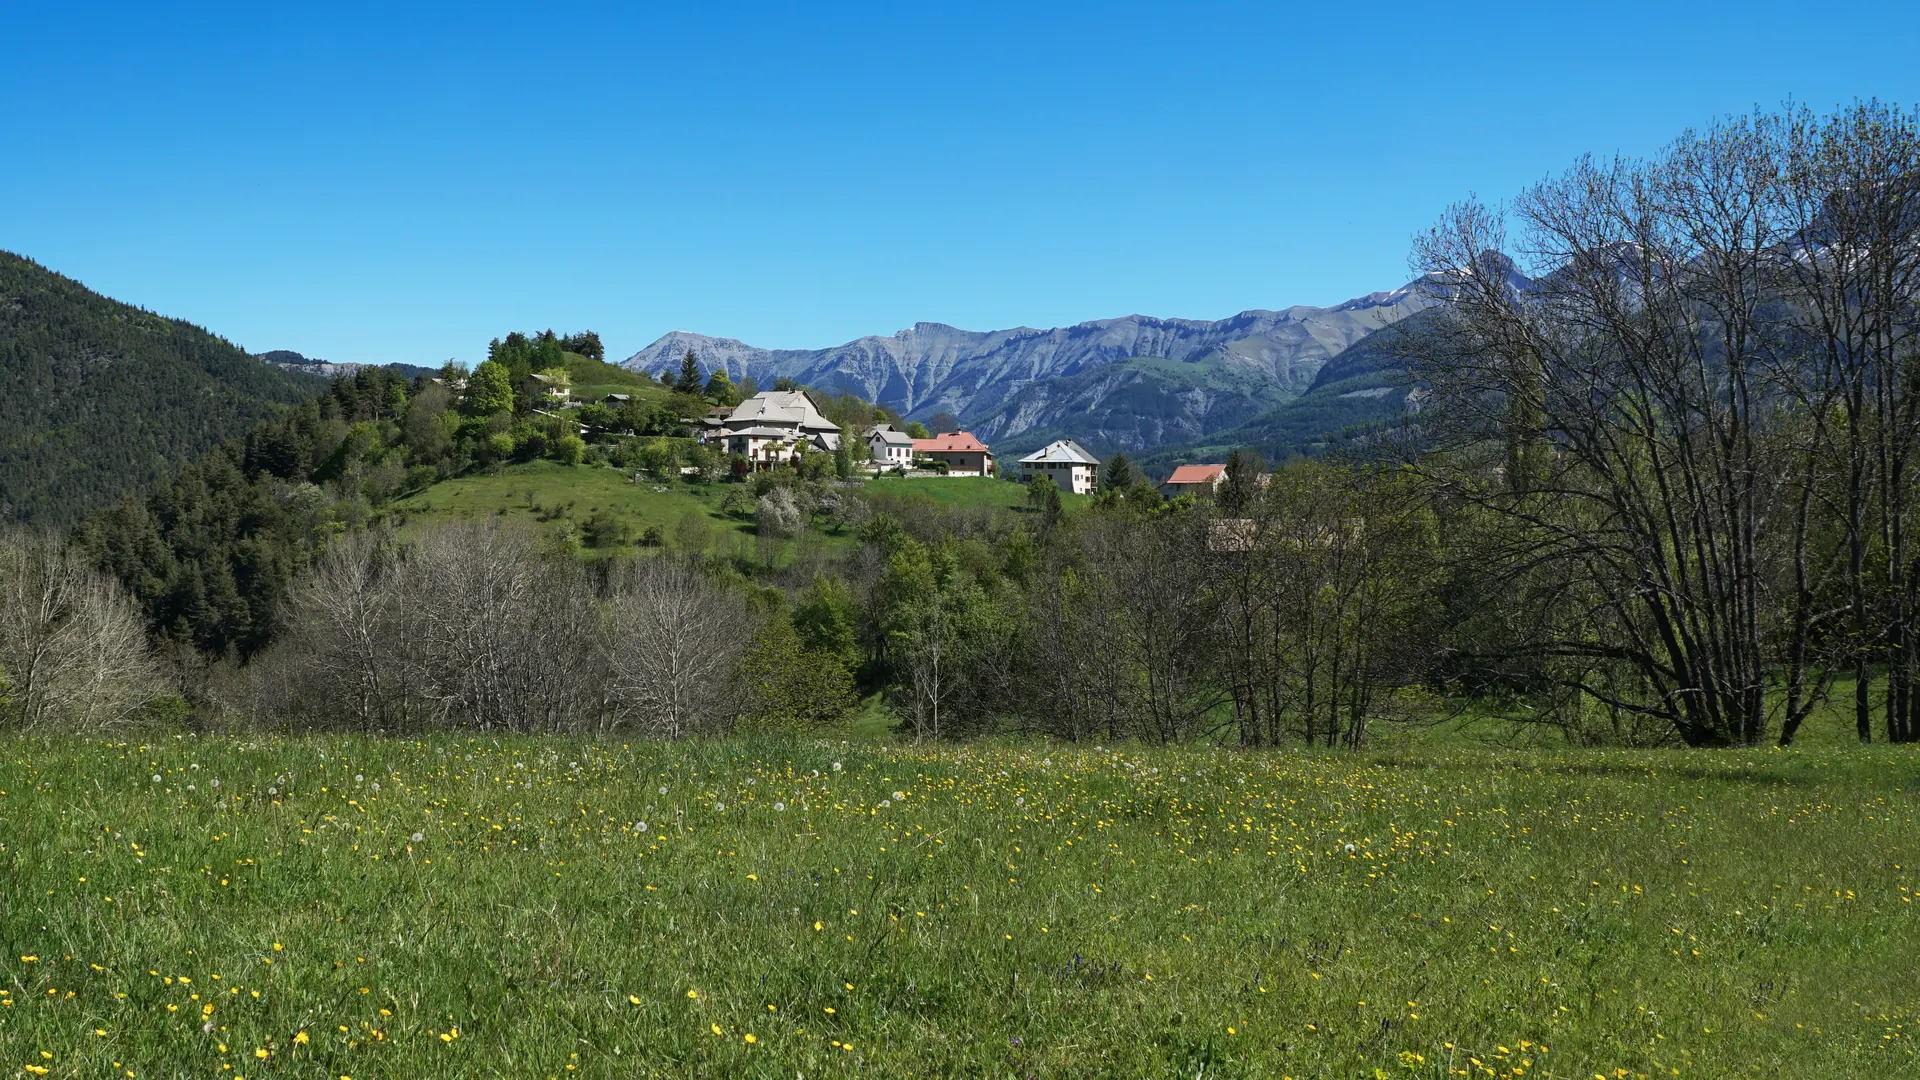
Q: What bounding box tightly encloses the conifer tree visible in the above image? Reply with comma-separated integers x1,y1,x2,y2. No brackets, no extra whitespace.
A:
674,351,703,395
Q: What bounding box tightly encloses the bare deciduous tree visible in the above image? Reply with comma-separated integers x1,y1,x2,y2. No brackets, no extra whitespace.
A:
603,558,751,737
0,533,164,731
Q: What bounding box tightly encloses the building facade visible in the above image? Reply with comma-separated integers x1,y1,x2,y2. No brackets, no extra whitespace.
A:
1017,439,1100,494
912,431,995,476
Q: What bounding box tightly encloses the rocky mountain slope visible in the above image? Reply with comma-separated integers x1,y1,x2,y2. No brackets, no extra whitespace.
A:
259,349,436,380
624,281,1435,456
1136,310,1439,473
0,250,327,525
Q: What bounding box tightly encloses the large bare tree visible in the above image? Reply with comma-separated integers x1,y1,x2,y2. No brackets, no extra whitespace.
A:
0,532,164,731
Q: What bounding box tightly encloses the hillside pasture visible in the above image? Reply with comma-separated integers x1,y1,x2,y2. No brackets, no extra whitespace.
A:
1,737,1914,1078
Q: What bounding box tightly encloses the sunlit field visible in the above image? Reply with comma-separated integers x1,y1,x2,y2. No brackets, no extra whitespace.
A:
2,737,1915,1078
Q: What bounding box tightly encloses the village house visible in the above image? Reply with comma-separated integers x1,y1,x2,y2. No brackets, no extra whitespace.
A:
527,371,570,405
1162,463,1228,498
913,431,995,476
699,389,842,467
866,423,916,467
1018,439,1100,494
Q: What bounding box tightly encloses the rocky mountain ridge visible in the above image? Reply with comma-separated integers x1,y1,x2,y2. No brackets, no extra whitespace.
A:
623,280,1437,456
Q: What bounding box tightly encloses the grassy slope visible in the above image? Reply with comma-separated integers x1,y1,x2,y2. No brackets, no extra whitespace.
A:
863,475,1088,513
1,732,1912,1078
390,460,760,549
561,351,674,405
392,467,1079,554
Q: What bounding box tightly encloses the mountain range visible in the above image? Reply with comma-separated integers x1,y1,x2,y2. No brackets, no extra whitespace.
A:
623,280,1437,459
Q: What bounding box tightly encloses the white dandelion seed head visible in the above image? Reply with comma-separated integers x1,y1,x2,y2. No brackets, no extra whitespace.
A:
1015,797,1025,806
268,787,278,796
878,799,891,808
832,762,843,772
370,781,379,792
714,802,725,812
636,821,648,833
893,791,905,801
1344,843,1357,855
659,786,668,795
773,802,786,812
209,778,220,789
187,784,196,792
411,832,425,843
151,775,161,784
355,774,364,782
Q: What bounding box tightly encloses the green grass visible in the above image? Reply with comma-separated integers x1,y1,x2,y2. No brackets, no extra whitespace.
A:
389,466,1079,555
560,352,672,406
391,460,756,551
3,734,1915,1078
862,474,1089,514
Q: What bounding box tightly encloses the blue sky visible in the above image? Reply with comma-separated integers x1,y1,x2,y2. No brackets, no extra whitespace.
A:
3,1,1914,365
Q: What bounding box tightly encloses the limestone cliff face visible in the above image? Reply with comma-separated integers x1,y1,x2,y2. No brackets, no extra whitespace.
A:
623,279,1435,455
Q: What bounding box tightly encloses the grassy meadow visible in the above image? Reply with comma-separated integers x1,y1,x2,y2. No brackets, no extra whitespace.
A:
3,734,1916,1079
391,465,1071,555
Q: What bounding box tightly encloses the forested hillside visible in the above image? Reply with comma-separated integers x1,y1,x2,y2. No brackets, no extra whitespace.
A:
0,251,326,525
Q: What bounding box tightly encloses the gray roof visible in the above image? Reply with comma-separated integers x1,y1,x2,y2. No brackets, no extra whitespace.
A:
1020,439,1100,465
868,424,915,446
726,390,838,431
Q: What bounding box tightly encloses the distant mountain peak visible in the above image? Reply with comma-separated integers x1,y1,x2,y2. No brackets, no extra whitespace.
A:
623,281,1436,458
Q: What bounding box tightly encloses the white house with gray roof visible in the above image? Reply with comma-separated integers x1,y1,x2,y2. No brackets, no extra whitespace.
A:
1018,439,1100,494
700,390,842,466
866,423,916,466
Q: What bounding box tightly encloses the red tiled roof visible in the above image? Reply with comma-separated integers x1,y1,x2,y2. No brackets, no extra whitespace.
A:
1166,464,1227,485
913,431,990,453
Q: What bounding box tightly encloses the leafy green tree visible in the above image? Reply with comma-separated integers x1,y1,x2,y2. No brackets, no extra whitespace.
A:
637,438,676,480
1102,452,1136,492
704,367,739,405
736,616,857,733
465,360,515,416
575,402,619,432
835,424,856,479
792,573,862,672
674,351,704,395
550,433,587,465
559,331,604,361
1026,474,1063,531
904,421,931,439
673,510,714,554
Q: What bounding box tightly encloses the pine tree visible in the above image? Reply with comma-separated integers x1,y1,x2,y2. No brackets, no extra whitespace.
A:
674,351,703,395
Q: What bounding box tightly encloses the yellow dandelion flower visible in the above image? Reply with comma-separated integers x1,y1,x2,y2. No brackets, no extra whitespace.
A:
629,995,642,1005
710,1023,724,1036
294,1031,309,1045
744,1033,757,1044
